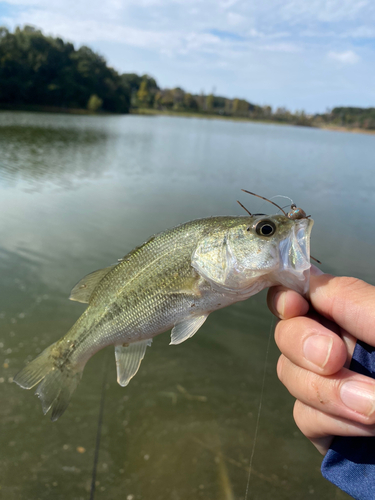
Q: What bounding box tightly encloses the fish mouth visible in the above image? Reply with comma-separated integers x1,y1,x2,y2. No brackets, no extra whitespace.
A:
276,218,314,296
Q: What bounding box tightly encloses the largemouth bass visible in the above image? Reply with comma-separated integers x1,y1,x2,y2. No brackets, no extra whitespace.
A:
14,209,313,421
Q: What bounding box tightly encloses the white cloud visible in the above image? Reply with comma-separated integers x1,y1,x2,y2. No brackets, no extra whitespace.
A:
226,12,247,26
261,42,301,53
343,26,375,38
328,50,360,64
1,0,375,112
220,0,239,9
279,0,371,24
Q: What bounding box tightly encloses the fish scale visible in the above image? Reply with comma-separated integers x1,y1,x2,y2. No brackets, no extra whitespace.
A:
14,213,313,421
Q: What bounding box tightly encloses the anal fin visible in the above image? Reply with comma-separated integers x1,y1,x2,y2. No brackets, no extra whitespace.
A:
115,339,152,387
170,314,208,345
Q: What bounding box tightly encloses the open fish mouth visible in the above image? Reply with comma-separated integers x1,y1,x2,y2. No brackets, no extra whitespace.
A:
277,218,314,296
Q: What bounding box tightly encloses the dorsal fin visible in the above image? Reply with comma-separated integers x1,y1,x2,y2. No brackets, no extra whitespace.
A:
69,264,117,303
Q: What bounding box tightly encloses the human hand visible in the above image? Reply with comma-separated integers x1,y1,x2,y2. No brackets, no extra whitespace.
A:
267,268,375,455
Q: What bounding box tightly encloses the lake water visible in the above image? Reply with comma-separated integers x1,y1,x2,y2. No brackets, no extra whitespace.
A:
1,111,374,500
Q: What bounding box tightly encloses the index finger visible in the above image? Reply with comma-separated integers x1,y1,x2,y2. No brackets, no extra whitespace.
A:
310,274,375,347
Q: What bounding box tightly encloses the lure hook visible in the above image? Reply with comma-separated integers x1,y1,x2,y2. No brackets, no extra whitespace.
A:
241,189,321,264
241,190,309,221
241,189,288,216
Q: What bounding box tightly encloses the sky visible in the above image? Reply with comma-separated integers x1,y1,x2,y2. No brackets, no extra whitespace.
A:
1,0,375,113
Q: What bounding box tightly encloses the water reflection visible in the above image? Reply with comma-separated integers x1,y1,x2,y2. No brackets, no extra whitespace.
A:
0,124,109,188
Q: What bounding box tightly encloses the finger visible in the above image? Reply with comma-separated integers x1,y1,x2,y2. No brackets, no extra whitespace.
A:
267,286,309,319
293,400,375,455
308,436,333,456
309,274,375,347
340,329,357,368
277,355,375,425
275,316,347,375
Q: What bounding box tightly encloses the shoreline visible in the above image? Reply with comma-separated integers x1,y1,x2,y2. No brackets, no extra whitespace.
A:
131,107,302,127
132,108,375,135
318,124,375,136
1,105,374,136
0,104,112,115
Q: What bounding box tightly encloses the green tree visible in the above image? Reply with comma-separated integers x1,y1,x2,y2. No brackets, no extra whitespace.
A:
206,93,214,112
87,94,103,112
122,73,158,108
0,25,130,113
159,90,174,109
137,80,150,107
183,93,198,111
172,87,184,110
262,105,272,118
232,98,249,116
153,90,162,109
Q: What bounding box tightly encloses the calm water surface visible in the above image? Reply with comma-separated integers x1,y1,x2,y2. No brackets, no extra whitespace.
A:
1,112,374,500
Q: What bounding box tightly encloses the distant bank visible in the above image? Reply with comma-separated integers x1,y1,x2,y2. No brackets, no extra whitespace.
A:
132,108,375,135
1,104,374,136
1,26,374,135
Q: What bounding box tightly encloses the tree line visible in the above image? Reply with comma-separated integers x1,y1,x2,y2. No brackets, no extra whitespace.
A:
129,81,375,130
0,26,130,112
1,26,374,130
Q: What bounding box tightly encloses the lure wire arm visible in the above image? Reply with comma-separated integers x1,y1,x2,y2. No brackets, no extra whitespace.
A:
237,200,252,216
241,189,288,216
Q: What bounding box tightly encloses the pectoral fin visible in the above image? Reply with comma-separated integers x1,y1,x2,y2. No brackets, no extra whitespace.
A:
170,314,208,345
192,232,237,288
115,339,152,387
69,265,116,303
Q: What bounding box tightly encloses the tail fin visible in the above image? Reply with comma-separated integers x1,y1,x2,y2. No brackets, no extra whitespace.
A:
13,343,82,421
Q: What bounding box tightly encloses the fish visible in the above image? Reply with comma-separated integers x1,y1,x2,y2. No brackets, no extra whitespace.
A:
14,199,314,421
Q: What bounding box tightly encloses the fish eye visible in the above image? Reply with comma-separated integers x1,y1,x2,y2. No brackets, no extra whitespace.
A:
255,219,276,237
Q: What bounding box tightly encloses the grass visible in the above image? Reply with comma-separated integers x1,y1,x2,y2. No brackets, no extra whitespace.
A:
1,104,374,135
131,108,375,135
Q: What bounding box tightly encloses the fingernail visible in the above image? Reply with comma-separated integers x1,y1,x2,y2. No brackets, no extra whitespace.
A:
274,291,286,319
303,335,333,368
340,381,375,416
311,265,324,276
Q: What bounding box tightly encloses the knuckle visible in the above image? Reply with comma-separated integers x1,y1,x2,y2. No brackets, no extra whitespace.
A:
274,316,317,353
276,355,286,382
274,317,298,349
274,320,284,347
333,276,367,293
329,276,368,309
293,402,328,445
293,400,306,431
328,276,373,336
365,411,375,425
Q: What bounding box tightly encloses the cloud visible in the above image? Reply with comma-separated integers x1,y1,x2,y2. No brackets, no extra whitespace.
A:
277,0,371,24
1,0,374,112
208,29,245,41
226,11,246,27
2,0,375,49
261,42,301,53
328,50,360,64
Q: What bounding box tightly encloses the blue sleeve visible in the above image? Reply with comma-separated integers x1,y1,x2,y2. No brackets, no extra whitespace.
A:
321,340,375,500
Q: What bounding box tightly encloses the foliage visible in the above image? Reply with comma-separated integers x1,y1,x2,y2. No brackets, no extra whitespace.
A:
183,93,198,111
0,26,130,113
326,107,375,130
2,26,374,130
87,94,103,112
122,73,158,108
206,93,214,112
